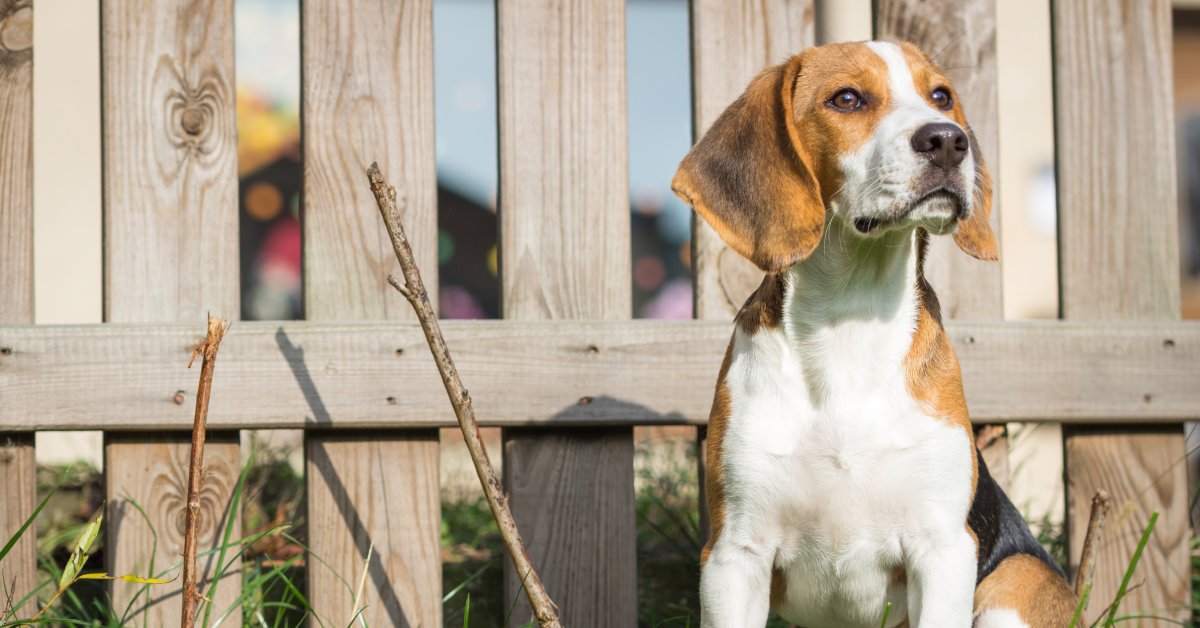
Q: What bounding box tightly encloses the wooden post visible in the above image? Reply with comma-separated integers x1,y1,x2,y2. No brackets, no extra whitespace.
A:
101,0,241,622
1054,0,1190,620
497,0,637,623
688,0,815,545
301,1,442,625
875,0,1011,488
0,0,35,615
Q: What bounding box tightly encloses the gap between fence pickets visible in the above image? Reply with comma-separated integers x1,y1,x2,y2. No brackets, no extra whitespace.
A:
181,314,229,628
365,162,563,628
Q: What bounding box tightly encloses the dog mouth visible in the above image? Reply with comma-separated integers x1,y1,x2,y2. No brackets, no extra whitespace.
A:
853,188,964,234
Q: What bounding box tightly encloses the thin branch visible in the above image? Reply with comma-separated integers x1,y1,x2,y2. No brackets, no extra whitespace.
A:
182,315,229,628
367,162,562,628
1075,489,1111,601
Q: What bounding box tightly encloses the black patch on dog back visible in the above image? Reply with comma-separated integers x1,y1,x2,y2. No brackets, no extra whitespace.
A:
968,449,1067,584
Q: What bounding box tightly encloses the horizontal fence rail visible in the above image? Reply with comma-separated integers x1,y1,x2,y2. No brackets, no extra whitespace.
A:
1,319,1197,429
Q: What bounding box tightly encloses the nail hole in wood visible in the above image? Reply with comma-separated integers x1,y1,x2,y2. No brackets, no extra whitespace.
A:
964,336,975,345
586,344,599,354
395,348,405,357
386,396,397,405
0,347,10,356
1143,393,1153,403
1163,339,1175,349
578,396,593,405
173,390,186,405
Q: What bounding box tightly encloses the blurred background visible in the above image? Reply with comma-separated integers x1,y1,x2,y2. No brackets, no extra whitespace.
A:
25,0,1200,555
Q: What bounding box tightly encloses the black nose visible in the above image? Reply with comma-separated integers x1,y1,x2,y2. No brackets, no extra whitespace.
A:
910,123,968,168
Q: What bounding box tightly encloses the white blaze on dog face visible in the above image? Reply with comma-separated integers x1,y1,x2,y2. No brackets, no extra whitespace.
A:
825,41,977,236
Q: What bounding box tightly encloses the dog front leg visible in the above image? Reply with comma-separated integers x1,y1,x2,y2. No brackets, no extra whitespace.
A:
700,536,775,628
906,530,976,627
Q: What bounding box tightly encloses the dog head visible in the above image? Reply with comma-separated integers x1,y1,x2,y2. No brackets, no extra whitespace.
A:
672,41,997,272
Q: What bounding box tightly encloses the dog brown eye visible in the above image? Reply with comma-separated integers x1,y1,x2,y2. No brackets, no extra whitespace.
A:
931,87,953,110
829,89,863,111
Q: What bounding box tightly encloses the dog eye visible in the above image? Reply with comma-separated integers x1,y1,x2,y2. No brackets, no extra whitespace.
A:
829,89,863,111
931,87,953,110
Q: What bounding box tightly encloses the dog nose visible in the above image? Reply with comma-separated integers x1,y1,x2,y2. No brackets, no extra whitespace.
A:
911,123,968,168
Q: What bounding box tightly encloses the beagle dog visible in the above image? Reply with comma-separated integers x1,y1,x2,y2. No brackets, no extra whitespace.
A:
672,42,1078,628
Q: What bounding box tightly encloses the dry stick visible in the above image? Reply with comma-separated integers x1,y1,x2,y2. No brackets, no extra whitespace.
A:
366,163,562,628
181,315,230,628
1075,489,1112,602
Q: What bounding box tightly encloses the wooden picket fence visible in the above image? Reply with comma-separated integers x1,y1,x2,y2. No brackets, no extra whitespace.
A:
1,0,1198,625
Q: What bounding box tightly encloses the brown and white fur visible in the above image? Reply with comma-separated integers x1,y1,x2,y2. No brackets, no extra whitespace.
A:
672,41,1078,628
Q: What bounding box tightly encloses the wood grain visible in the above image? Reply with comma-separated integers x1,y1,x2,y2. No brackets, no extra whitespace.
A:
0,0,34,610
1,320,1199,429
1054,0,1188,620
498,0,630,321
306,433,441,627
301,0,436,320
1065,429,1191,618
0,0,32,324
689,0,813,320
875,0,1002,319
503,429,637,624
0,433,35,615
105,433,240,624
100,0,241,621
102,0,238,321
301,2,441,624
497,1,636,623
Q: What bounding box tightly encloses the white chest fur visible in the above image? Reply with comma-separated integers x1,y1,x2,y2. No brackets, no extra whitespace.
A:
703,229,976,628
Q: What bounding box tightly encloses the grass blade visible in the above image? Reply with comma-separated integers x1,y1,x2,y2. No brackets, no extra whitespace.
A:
1104,511,1158,626
0,468,70,565
201,458,253,628
880,601,892,628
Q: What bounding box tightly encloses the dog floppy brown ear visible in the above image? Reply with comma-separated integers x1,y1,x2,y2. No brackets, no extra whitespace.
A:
953,136,999,261
671,56,824,272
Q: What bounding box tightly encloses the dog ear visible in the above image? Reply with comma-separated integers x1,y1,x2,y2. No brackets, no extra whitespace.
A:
953,135,999,261
671,56,824,272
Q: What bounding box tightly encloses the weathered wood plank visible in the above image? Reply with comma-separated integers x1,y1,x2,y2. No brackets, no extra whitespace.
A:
503,428,637,622
105,433,241,624
0,0,32,324
301,0,436,320
689,0,813,320
875,0,1001,319
1054,0,1189,621
0,0,35,611
102,0,238,321
1,320,1196,424
0,433,35,615
497,0,635,623
300,1,441,624
306,433,441,627
101,0,241,621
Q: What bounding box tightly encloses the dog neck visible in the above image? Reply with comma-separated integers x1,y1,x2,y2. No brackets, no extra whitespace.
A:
776,221,925,402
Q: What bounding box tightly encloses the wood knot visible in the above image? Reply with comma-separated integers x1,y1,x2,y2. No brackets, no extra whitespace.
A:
180,107,206,136
0,6,32,53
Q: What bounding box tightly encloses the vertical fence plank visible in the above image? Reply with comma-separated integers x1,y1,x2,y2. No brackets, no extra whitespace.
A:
690,0,813,320
1054,0,1189,620
101,0,241,622
688,0,814,545
301,1,442,625
875,0,1001,319
497,0,636,624
876,0,1012,489
0,0,35,614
